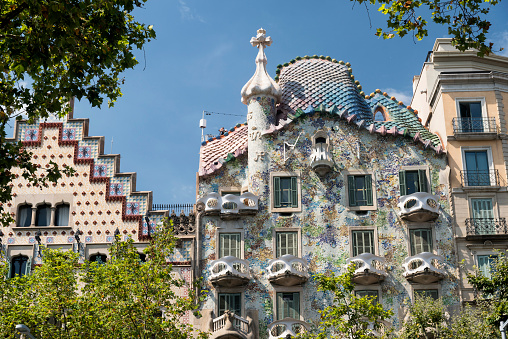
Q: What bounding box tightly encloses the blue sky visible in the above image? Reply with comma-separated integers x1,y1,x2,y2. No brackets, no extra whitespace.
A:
62,1,508,205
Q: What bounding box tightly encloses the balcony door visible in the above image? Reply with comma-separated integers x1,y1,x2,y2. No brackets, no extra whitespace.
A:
464,150,490,186
459,101,483,132
471,198,495,235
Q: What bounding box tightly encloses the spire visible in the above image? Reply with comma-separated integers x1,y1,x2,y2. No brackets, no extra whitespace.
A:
241,28,281,105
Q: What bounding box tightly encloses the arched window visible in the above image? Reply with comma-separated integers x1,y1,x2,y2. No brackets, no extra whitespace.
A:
17,204,32,227
55,203,70,226
35,203,51,226
10,255,31,278
89,254,107,265
374,107,386,122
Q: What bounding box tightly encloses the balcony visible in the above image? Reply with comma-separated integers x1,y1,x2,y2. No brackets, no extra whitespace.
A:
209,256,251,287
398,192,440,222
460,170,502,189
403,252,446,284
268,318,308,339
466,218,508,240
267,254,309,286
310,143,334,176
452,117,497,140
209,310,255,339
346,253,387,285
197,192,259,219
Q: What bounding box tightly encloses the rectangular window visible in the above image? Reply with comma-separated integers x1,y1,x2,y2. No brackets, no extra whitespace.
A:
478,255,497,279
414,289,439,300
348,175,373,206
356,290,379,304
464,150,490,186
352,230,374,257
470,198,495,235
218,293,241,316
276,232,298,258
410,229,433,255
399,170,428,195
276,292,300,320
219,233,241,258
459,101,484,133
273,177,298,208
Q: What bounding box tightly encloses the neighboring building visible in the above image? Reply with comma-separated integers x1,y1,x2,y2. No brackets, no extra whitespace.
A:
411,39,508,303
1,107,196,324
195,29,458,338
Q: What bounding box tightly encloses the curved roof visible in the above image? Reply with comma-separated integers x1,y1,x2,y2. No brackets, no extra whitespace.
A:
278,58,373,121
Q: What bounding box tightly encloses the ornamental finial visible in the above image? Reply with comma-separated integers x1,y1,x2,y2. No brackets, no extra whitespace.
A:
241,28,281,105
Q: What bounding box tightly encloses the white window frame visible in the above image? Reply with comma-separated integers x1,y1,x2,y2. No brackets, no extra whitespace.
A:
406,224,436,256
468,194,499,219
214,287,245,318
273,228,301,258
410,284,441,302
455,97,487,119
349,227,378,257
270,171,302,213
272,286,304,321
218,232,242,259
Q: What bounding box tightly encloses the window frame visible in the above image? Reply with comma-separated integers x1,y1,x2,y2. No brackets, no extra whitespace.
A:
270,171,302,213
35,203,52,227
410,284,441,302
218,232,242,259
477,254,498,279
8,255,32,278
214,288,245,318
16,203,32,227
414,289,439,300
217,292,243,316
409,228,434,255
344,171,377,211
455,97,487,119
351,229,376,257
54,202,70,226
274,290,302,321
460,146,495,187
399,167,430,196
355,289,380,304
273,228,301,258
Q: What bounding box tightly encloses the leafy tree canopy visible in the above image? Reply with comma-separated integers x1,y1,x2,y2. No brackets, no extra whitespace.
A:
354,0,501,56
0,0,155,227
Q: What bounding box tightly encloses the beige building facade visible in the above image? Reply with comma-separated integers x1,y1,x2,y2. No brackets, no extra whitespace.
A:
411,38,508,302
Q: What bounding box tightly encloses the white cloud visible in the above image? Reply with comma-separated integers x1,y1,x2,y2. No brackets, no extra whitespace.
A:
177,0,204,23
382,88,413,105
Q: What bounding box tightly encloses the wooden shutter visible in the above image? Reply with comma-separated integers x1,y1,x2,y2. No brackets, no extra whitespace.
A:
418,169,428,193
274,177,281,208
348,176,356,206
276,293,283,320
365,175,373,206
291,292,300,319
25,256,32,276
399,171,407,195
291,177,298,208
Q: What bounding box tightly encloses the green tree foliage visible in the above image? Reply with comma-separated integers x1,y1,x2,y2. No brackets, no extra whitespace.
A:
399,295,499,339
354,0,501,56
468,251,508,326
299,264,393,339
0,0,155,226
0,220,207,338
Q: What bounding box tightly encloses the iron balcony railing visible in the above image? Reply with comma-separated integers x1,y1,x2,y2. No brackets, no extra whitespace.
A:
460,170,501,187
152,203,194,215
466,218,508,236
452,117,497,134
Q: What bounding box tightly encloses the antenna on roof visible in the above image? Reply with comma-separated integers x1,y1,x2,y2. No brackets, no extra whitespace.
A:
200,111,207,142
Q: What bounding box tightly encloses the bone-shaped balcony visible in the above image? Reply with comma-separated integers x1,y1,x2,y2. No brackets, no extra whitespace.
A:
197,192,259,219
346,253,387,285
267,254,309,286
268,318,308,339
403,252,446,284
209,310,254,339
209,256,251,287
310,143,334,176
398,192,440,222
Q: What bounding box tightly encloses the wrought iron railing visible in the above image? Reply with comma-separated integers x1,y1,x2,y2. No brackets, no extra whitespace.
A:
152,203,194,215
452,117,497,134
460,170,500,187
466,218,508,236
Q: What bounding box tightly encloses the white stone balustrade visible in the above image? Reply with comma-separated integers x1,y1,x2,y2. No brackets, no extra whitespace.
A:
268,318,308,339
346,253,387,283
398,192,440,222
267,254,310,286
310,143,334,175
403,252,445,283
197,192,259,217
210,310,252,339
209,256,251,286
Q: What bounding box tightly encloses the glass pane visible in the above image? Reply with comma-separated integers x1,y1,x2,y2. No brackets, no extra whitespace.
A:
410,229,432,255
55,204,69,226
280,178,292,207
465,151,489,186
218,293,241,315
277,292,300,320
36,205,51,226
17,205,32,227
478,255,497,278
405,171,420,195
277,232,297,257
353,231,374,256
354,176,366,206
11,256,28,277
219,233,241,258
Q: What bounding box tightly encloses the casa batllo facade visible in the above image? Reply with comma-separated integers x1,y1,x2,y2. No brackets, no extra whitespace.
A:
195,29,458,339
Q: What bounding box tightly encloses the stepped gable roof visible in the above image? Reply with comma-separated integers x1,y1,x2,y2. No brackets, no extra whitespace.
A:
277,57,373,121
199,123,248,176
